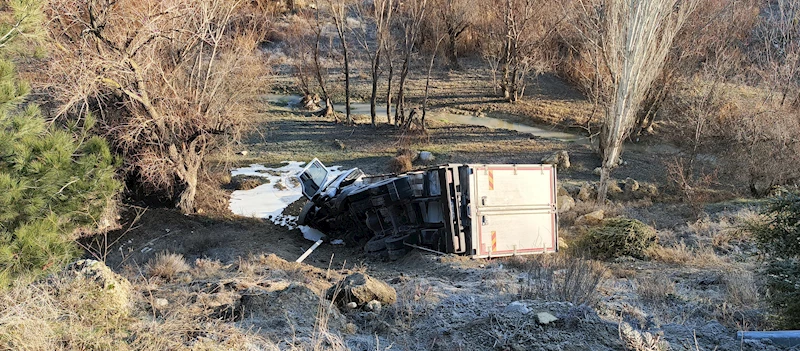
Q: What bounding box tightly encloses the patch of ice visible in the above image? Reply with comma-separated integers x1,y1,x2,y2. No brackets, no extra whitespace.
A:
331,239,345,245
299,225,326,241
229,161,343,241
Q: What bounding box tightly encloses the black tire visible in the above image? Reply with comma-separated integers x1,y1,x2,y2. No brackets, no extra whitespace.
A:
297,201,315,226
385,235,409,251
364,238,387,252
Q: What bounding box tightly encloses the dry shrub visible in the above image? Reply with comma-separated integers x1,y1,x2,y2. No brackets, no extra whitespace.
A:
192,258,225,279
512,252,608,306
579,218,657,260
45,0,266,213
388,155,413,174
636,272,675,304
646,241,724,268
146,252,190,280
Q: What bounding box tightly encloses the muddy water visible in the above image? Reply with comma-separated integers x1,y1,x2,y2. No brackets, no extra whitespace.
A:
264,94,585,142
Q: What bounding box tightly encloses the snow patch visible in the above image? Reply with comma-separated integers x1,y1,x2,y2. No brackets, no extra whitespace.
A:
228,161,343,241
299,225,326,241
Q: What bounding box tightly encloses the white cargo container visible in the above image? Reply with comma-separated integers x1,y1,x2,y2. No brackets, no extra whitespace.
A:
465,164,558,258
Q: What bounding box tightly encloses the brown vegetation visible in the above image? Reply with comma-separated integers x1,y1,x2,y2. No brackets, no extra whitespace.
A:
45,0,265,213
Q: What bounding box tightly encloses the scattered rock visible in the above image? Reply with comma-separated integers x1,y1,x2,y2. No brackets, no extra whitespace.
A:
576,210,605,226
536,312,559,324
578,183,596,202
155,298,169,308
607,181,623,196
419,151,435,163
326,273,397,307
236,150,249,156
333,139,346,150
364,300,382,313
624,177,640,193
504,301,530,314
541,150,570,170
557,195,575,213
346,302,358,309
557,185,569,197
593,167,602,176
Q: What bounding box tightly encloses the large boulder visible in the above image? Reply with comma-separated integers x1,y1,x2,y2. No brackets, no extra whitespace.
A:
59,259,132,318
577,183,596,202
326,273,397,307
575,210,605,226
557,195,575,213
541,150,570,170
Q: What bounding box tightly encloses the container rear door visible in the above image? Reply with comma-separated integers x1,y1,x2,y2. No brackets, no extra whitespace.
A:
469,164,557,257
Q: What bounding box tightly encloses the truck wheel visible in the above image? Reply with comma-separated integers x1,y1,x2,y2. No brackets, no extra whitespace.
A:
297,201,315,225
364,238,387,252
385,235,408,251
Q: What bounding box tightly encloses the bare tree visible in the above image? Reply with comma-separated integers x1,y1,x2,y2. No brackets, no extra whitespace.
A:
46,0,262,213
421,20,447,131
484,0,555,102
328,0,352,124
593,0,696,201
394,0,427,126
432,0,471,69
311,6,337,119
354,0,395,126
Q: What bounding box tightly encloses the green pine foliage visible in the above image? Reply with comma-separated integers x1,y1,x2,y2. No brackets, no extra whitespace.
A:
580,218,658,260
749,193,800,328
0,0,120,287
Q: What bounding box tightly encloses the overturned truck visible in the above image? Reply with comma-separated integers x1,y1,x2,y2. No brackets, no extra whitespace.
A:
297,159,558,259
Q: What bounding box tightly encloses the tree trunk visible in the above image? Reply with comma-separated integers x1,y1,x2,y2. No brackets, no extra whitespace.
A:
370,51,381,127
342,37,352,125
386,63,393,124
176,168,198,213
170,143,203,214
447,32,459,69
395,56,409,126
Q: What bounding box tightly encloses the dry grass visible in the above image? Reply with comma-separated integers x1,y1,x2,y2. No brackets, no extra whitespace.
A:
0,262,277,351
636,271,676,304
146,252,190,280
645,241,725,268
192,258,226,279
388,155,413,174
510,252,609,306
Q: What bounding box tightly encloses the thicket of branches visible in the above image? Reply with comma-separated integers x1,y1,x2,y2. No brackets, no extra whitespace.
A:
45,0,265,213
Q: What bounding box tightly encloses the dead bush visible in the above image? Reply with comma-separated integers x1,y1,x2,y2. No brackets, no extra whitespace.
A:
636,272,675,304
46,0,265,213
146,252,190,280
579,218,657,260
512,252,608,306
388,155,413,174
